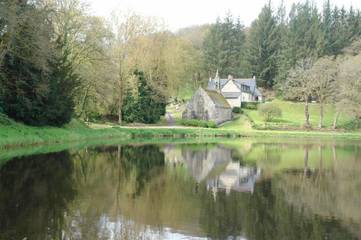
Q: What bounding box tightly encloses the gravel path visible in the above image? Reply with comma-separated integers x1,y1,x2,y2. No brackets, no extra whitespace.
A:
165,112,176,126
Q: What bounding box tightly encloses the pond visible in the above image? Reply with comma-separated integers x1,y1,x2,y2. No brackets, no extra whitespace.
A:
0,138,361,239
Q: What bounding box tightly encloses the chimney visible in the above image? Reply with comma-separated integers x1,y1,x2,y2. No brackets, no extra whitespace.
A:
228,75,233,80
253,75,256,80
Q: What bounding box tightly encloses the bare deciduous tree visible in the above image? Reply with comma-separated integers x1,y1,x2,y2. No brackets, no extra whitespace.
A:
283,58,314,128
110,11,162,124
309,57,337,128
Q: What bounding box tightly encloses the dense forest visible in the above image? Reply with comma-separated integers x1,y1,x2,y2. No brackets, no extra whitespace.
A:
1,0,361,126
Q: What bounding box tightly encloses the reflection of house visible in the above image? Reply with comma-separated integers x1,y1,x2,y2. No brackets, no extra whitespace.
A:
180,146,232,183
163,144,261,195
163,145,232,182
206,163,261,194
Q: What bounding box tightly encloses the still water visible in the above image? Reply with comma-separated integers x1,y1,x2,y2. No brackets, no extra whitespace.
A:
0,139,361,240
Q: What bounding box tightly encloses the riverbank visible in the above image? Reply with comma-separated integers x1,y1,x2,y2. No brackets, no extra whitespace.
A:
0,119,242,149
1,117,361,150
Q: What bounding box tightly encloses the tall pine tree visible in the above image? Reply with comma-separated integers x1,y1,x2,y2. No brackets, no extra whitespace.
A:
0,1,51,125
203,13,246,77
276,2,323,87
0,0,79,126
246,2,280,88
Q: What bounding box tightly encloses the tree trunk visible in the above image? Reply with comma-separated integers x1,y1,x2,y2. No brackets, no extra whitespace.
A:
318,104,324,128
304,99,310,128
78,85,91,120
332,145,337,169
332,111,340,129
118,104,122,125
118,59,123,125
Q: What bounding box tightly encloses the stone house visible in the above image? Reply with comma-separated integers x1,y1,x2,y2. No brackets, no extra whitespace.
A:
208,71,263,108
182,87,232,125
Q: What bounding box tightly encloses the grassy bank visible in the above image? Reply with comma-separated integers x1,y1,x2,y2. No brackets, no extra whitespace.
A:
1,111,361,150
244,99,353,129
0,116,241,149
0,119,129,148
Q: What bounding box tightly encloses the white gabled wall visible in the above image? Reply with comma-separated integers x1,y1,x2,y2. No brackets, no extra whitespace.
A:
222,80,241,108
241,92,253,102
221,80,239,92
226,97,241,108
221,79,261,106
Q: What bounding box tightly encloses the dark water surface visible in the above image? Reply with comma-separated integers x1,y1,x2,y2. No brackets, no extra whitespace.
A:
1,139,361,240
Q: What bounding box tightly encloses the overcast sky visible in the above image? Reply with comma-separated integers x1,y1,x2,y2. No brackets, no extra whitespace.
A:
88,0,361,31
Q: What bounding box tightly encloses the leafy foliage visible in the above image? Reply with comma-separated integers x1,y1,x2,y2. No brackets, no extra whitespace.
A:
0,0,79,126
246,2,280,88
203,13,246,77
121,70,166,124
178,119,217,128
241,102,259,110
258,104,282,122
232,107,242,113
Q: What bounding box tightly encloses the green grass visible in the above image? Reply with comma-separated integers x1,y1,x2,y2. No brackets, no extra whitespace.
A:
2,105,361,151
0,115,243,149
0,119,132,148
244,99,353,129
220,115,253,131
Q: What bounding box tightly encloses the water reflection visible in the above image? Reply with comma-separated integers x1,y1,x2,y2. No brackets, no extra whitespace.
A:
0,151,75,240
0,140,360,239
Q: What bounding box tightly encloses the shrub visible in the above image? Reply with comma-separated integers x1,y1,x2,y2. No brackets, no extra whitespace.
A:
340,119,361,130
122,70,166,124
232,107,242,113
207,121,217,128
178,119,217,128
241,102,258,110
258,104,282,122
0,113,13,125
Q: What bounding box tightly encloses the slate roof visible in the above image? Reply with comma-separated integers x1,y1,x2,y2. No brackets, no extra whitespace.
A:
203,88,231,109
222,92,241,98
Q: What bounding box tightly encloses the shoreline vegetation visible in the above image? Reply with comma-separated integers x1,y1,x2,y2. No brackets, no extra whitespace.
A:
1,116,361,151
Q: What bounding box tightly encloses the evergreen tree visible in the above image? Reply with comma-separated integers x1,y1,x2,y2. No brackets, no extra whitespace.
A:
246,2,280,88
121,89,139,123
121,70,166,124
322,0,334,55
276,2,323,87
136,70,166,124
203,13,246,77
0,0,79,126
0,1,51,125
44,50,80,126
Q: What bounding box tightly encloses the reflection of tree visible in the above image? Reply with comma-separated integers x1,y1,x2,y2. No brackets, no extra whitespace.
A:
61,144,169,239
0,151,75,240
275,144,361,239
121,145,165,197
199,187,245,239
199,177,356,240
303,145,311,177
1,143,359,239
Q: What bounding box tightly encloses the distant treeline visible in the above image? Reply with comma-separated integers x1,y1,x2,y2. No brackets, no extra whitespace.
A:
1,0,361,127
202,0,361,88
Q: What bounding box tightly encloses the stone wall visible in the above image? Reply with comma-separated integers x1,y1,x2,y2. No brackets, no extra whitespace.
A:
182,88,232,125
211,107,233,125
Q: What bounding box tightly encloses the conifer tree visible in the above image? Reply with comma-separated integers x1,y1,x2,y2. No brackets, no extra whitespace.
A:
0,0,79,126
0,1,52,125
203,14,246,77
246,2,280,88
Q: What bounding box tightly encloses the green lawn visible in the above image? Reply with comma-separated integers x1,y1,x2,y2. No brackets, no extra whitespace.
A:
220,115,253,131
244,99,353,129
2,101,361,151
